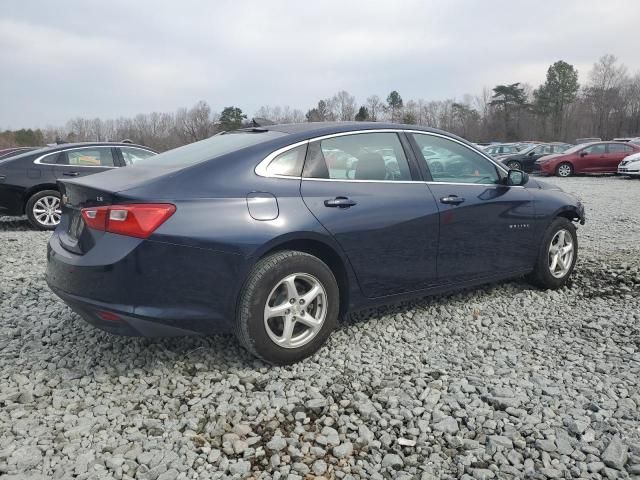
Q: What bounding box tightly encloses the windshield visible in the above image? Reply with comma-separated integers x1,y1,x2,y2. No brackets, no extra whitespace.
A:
134,130,286,167
518,145,539,155
563,143,592,154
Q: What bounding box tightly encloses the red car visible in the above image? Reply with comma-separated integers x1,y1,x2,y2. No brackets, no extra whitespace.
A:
536,141,640,177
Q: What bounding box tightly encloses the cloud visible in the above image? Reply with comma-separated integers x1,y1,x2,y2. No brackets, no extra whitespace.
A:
1,0,639,128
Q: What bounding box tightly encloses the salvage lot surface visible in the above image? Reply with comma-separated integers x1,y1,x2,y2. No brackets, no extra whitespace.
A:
0,176,639,479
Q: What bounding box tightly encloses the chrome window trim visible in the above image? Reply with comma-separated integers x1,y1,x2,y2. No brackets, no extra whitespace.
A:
254,128,509,181
33,145,128,168
254,139,310,177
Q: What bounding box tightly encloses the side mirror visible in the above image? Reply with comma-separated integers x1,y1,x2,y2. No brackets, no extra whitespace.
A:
507,169,528,186
528,151,536,156
580,151,588,157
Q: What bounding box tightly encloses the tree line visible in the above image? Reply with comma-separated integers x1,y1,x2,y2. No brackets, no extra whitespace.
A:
2,54,639,151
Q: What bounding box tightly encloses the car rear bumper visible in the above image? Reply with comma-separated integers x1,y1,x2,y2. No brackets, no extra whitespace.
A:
46,231,246,336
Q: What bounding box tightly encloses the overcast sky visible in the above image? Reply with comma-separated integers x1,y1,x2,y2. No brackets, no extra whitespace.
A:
1,0,639,129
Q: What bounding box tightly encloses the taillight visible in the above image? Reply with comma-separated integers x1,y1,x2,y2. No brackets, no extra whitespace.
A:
80,204,175,238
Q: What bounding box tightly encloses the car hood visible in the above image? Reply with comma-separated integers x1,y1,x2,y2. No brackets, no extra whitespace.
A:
621,151,640,164
500,153,527,161
526,178,563,191
536,153,562,162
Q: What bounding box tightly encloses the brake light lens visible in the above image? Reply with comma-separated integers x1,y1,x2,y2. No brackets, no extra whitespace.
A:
81,204,175,238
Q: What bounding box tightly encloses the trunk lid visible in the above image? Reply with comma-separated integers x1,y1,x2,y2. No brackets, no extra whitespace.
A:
56,166,180,255
57,181,118,255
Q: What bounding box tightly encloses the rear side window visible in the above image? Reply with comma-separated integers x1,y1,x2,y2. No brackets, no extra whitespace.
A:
65,148,115,166
133,131,286,168
38,152,63,164
304,132,412,181
266,144,307,177
608,144,633,153
120,147,155,166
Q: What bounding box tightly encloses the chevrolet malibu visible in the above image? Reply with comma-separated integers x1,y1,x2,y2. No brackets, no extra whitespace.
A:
46,123,585,364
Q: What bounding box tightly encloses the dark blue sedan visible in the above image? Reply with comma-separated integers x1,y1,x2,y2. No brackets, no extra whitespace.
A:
46,123,584,364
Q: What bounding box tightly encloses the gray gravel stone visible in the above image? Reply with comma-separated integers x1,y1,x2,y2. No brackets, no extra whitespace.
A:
601,436,628,470
382,453,403,469
333,442,353,459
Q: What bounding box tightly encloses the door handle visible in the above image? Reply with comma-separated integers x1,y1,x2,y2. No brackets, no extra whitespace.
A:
63,172,79,177
324,197,357,208
440,195,465,205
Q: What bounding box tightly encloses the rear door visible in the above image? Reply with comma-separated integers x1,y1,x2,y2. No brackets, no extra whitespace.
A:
606,143,634,172
53,146,118,180
300,131,440,298
409,132,537,282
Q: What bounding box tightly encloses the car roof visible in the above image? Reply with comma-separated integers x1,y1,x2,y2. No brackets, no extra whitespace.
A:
254,121,452,137
43,141,152,151
1,142,154,162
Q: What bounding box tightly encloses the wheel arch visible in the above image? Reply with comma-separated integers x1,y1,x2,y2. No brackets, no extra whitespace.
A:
254,234,353,319
553,205,584,225
22,183,59,213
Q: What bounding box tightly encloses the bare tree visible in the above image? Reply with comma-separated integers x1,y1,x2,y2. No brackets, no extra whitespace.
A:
366,95,382,121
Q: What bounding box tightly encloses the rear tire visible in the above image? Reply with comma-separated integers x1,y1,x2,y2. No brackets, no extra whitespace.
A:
235,251,339,365
526,217,578,289
556,162,573,177
26,190,61,230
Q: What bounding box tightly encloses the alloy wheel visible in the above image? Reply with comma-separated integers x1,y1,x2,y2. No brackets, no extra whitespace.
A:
507,161,521,170
548,229,574,278
557,164,572,177
263,273,327,349
33,195,61,227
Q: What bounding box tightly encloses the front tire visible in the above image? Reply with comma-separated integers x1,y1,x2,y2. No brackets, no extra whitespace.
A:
26,190,61,230
556,162,573,177
526,217,578,289
235,251,339,365
507,160,522,170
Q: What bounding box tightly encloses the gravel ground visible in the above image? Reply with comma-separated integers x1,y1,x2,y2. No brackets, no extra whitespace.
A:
0,176,639,480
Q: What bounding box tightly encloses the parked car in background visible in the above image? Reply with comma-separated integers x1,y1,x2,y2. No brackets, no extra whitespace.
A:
497,143,571,172
618,151,640,177
0,147,38,160
628,137,640,145
482,143,521,157
536,141,640,176
0,142,156,229
46,122,584,364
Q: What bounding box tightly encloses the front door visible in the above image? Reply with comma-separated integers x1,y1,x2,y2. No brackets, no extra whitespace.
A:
409,133,537,283
300,131,440,298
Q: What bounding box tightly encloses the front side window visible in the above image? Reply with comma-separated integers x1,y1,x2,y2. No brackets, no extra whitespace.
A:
304,132,412,181
412,133,501,184
266,144,307,176
583,144,606,154
121,147,155,166
66,148,115,166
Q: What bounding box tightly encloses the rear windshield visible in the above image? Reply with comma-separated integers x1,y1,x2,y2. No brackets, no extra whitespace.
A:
133,131,286,167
